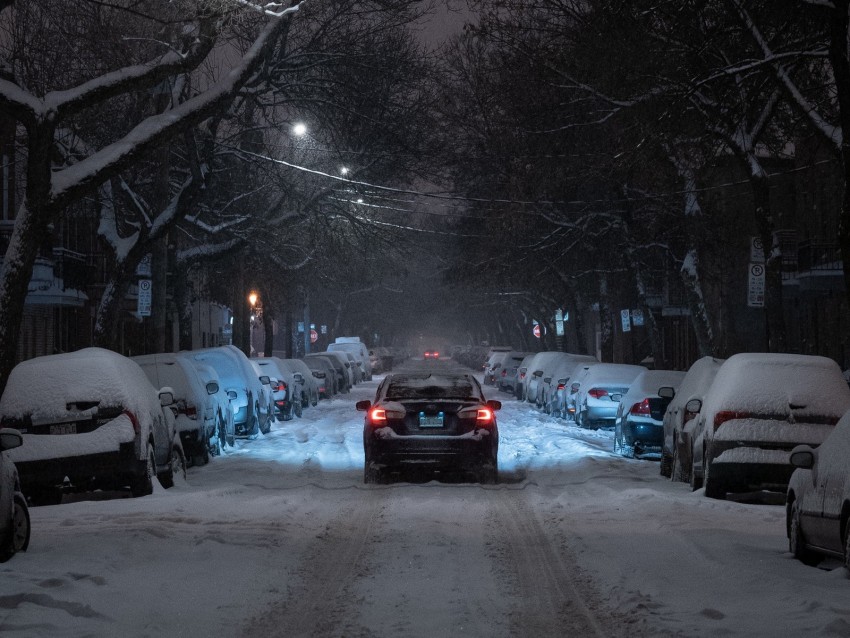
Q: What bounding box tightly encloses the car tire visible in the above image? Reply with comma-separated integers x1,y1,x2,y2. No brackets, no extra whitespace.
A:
671,445,687,483
160,441,186,489
703,459,726,499
131,443,156,497
789,500,818,565
294,396,303,418
0,494,30,562
660,451,673,478
689,456,703,491
192,433,210,467
364,462,384,484
259,402,271,434
311,391,318,407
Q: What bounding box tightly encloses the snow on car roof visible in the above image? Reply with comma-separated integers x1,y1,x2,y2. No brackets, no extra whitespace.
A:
667,357,724,411
581,363,647,385
618,369,687,410
702,353,850,420
0,347,160,423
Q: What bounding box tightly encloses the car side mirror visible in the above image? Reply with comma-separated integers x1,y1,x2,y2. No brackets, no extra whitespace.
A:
685,399,702,413
487,400,502,411
0,428,23,451
355,400,371,411
227,390,238,400
543,377,551,384
533,370,543,377
789,446,815,469
293,373,304,383
658,386,675,399
206,381,219,395
259,375,271,385
159,389,175,407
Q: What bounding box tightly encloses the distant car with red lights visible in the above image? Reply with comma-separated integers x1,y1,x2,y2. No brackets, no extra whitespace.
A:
423,350,440,359
357,373,500,484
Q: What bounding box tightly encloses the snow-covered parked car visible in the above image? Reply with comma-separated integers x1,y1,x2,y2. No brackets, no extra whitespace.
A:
188,346,272,438
573,363,647,429
133,353,219,466
690,353,850,500
523,352,566,404
660,357,724,482
787,409,850,572
282,358,320,407
0,348,182,504
613,369,686,458
328,338,372,380
252,357,302,420
187,361,236,450
543,354,598,416
0,429,30,562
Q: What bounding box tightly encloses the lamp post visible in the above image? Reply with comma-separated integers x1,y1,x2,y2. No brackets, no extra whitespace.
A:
248,291,259,356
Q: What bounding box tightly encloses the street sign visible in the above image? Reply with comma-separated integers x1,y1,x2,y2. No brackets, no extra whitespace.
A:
136,254,152,277
137,279,152,317
297,322,305,333
532,324,541,338
310,329,318,344
555,320,565,337
747,263,765,307
555,308,563,322
631,308,645,327
621,309,631,332
320,325,327,334
750,237,765,263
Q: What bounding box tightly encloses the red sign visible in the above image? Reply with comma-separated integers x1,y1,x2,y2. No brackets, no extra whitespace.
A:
310,329,318,344
533,324,541,338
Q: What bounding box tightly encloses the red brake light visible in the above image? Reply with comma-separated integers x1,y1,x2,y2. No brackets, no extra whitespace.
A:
501,369,507,377
630,399,651,416
275,381,287,392
476,408,494,425
588,388,608,399
557,383,565,391
434,352,439,358
520,372,526,379
713,410,751,430
370,408,387,424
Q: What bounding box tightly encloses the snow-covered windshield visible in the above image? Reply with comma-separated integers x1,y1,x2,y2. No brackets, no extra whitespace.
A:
385,375,479,400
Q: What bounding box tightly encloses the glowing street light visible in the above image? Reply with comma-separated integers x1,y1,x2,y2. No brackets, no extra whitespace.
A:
340,166,350,176
292,122,308,137
248,291,259,355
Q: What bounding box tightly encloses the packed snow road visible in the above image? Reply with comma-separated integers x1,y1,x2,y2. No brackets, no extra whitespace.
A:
1,358,849,637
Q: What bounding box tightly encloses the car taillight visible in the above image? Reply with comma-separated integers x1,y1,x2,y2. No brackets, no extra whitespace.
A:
275,381,287,392
630,399,651,416
275,400,286,407
476,408,494,425
123,410,141,434
434,352,439,358
501,369,507,377
713,410,752,430
369,407,403,425
184,405,198,419
520,372,526,379
588,388,608,399
557,383,565,391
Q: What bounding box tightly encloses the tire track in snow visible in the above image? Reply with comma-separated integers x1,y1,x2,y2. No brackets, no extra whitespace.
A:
237,487,386,638
488,489,611,638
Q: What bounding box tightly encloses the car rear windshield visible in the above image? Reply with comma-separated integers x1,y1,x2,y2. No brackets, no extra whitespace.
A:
386,375,478,400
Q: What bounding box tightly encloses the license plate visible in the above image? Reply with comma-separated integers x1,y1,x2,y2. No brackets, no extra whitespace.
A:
419,415,444,428
50,423,77,435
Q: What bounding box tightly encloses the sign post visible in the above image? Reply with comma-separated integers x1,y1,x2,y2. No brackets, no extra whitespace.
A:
137,279,152,317
747,263,765,307
620,309,631,332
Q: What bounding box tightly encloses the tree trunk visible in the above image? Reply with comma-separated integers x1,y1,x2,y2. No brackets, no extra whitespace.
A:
680,249,716,357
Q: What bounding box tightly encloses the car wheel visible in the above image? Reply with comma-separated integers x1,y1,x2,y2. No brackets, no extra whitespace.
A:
294,397,303,418
703,459,726,499
364,462,384,484
192,433,210,467
311,391,318,407
789,500,818,565
576,410,585,428
617,429,635,459
660,451,673,478
160,441,187,489
130,443,156,497
259,402,271,434
0,494,30,562
671,444,687,483
689,456,703,491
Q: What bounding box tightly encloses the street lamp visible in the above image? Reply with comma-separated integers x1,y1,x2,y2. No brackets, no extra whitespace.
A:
340,166,349,176
292,122,308,137
248,291,259,355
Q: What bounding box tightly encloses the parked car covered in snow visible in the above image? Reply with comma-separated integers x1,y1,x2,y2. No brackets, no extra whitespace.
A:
188,346,272,438
303,356,337,399
690,353,850,499
0,348,181,504
133,353,219,466
660,357,724,482
556,360,599,421
328,339,372,380
483,350,510,386
252,357,302,420
307,352,351,393
613,369,686,458
278,358,319,408
523,352,567,405
573,363,646,429
787,409,850,572
496,351,533,393
541,354,598,415
186,361,236,450
0,429,29,562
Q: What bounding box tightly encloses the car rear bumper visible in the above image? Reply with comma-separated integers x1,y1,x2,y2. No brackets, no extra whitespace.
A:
707,443,797,491
365,430,497,469
14,441,144,491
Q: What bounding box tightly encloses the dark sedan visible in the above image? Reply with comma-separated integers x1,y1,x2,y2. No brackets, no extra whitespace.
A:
357,373,500,484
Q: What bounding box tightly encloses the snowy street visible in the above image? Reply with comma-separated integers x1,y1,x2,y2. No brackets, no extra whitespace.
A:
1,359,848,637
